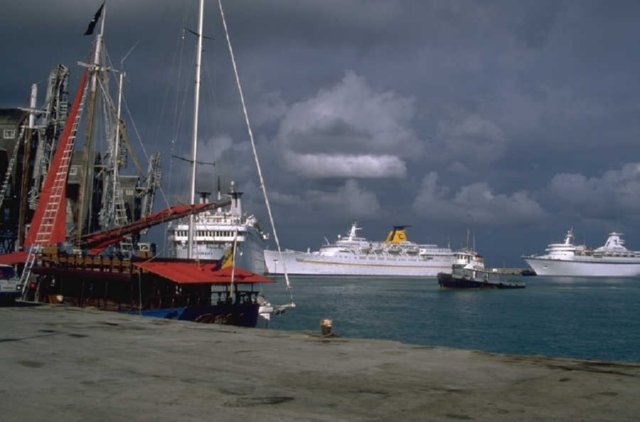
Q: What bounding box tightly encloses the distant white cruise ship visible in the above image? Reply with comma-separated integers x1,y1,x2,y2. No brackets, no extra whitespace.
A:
523,230,640,277
264,223,455,277
167,182,267,274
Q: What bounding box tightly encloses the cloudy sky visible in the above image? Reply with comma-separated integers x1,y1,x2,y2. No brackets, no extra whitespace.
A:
3,0,640,266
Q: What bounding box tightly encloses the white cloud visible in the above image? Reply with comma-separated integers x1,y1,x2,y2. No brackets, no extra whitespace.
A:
275,71,422,179
413,172,545,225
284,153,406,179
548,163,640,217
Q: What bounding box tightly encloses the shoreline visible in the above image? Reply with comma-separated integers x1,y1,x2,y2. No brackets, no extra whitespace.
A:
1,305,639,421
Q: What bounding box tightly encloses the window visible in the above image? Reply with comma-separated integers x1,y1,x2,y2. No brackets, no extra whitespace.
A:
0,266,15,278
3,129,16,139
69,167,78,176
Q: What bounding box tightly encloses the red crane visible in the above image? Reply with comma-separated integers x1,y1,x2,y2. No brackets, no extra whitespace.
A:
81,200,231,254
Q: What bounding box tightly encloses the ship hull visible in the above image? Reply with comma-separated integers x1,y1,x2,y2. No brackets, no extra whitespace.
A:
126,303,260,327
437,273,525,289
264,249,453,277
524,257,640,277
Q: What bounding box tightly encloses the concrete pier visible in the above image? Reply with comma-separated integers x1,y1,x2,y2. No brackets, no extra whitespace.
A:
1,305,639,421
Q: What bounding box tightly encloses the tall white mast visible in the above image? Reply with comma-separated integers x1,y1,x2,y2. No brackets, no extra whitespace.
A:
28,84,37,129
111,71,124,223
188,0,204,259
91,4,106,92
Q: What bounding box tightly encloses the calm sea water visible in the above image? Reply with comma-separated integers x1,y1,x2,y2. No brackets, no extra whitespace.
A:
261,276,640,363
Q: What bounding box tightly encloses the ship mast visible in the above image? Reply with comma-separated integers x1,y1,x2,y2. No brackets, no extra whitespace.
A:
111,71,123,223
188,0,204,259
76,5,107,242
17,85,38,248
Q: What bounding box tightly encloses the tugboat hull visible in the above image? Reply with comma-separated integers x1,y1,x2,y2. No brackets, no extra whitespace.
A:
437,273,526,289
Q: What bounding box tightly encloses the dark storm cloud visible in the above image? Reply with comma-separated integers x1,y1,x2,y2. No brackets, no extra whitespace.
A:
4,0,640,265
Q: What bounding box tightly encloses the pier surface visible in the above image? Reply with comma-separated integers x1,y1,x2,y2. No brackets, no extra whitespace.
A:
1,306,639,421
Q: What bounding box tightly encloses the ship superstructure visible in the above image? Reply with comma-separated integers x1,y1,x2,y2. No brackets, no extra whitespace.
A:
523,230,640,277
264,223,455,277
167,182,267,274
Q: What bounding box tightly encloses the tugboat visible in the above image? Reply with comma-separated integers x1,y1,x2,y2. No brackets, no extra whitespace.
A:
438,264,526,289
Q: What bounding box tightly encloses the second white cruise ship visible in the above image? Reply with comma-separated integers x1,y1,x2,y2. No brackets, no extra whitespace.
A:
523,229,640,277
264,223,455,277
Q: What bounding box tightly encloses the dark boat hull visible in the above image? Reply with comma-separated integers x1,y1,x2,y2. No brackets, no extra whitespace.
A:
0,291,21,306
438,273,526,289
129,303,260,327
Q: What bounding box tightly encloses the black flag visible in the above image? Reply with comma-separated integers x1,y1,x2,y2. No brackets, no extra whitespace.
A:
84,3,105,36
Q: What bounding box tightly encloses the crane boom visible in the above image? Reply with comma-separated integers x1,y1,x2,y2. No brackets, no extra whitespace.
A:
81,200,231,254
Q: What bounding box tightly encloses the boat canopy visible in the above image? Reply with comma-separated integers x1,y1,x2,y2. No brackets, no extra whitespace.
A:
132,260,273,284
0,251,28,265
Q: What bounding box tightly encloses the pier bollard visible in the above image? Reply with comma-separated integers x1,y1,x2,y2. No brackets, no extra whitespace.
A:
321,319,333,336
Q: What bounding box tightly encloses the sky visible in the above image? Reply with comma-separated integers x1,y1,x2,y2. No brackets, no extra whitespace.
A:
2,0,640,266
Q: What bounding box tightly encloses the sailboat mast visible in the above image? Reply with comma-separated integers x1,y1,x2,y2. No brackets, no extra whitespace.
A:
111,71,124,223
188,0,204,259
77,5,106,241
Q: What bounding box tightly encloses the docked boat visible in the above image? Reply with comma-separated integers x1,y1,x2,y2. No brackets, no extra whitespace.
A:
438,265,526,289
522,230,640,277
25,248,272,326
0,1,293,327
167,183,267,274
264,223,455,277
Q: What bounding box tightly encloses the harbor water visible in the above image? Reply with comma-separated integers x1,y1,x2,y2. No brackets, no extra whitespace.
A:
262,276,640,363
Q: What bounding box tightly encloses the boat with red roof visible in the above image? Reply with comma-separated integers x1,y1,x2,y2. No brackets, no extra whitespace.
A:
0,2,294,327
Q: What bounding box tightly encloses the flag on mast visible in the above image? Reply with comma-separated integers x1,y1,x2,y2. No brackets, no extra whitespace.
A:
84,2,105,36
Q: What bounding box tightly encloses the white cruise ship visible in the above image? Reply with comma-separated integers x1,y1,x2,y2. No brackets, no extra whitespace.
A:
264,223,455,277
167,182,267,274
523,229,640,277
